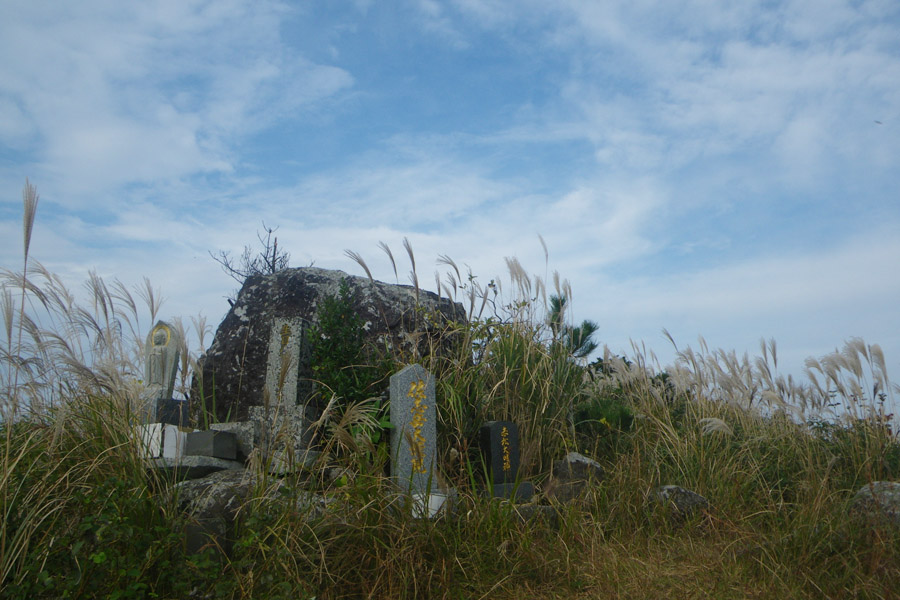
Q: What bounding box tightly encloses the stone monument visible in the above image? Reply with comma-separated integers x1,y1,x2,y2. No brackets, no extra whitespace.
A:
390,364,437,494
141,320,184,424
479,420,533,501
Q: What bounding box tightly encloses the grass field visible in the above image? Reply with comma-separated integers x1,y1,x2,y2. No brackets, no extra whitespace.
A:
3,182,899,598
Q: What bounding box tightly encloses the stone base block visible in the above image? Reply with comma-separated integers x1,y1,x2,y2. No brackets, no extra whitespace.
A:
411,490,455,519
157,398,189,426
185,430,237,460
136,423,189,459
210,421,257,461
482,481,535,502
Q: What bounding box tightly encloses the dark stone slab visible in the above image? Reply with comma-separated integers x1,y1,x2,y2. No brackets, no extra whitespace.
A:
157,398,189,426
479,421,520,485
185,430,237,460
482,482,534,502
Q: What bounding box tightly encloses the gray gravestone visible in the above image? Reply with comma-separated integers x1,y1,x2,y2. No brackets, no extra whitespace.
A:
479,420,533,501
255,317,318,473
264,317,306,407
141,320,182,423
390,364,436,494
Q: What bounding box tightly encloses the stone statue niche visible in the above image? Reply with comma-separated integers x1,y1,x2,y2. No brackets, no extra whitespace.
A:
141,320,183,424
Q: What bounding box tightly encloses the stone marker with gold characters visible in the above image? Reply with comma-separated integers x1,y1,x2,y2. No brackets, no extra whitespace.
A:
479,420,533,502
389,364,437,495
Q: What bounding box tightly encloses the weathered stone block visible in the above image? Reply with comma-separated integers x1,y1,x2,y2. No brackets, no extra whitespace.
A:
150,455,243,480
210,420,258,461
185,430,237,460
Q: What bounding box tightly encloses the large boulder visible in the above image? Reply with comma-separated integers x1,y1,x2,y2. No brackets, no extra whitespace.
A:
850,481,900,527
176,469,334,555
192,267,465,424
651,485,711,522
545,452,605,502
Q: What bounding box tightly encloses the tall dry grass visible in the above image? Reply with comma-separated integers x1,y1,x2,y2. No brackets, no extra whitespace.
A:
2,183,899,597
0,180,208,597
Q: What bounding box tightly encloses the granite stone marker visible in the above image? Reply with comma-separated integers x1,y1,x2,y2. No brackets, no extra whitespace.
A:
141,320,182,423
264,317,306,407
390,364,436,494
254,317,317,473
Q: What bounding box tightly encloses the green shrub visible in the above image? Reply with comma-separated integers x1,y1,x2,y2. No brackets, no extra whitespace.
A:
309,278,392,407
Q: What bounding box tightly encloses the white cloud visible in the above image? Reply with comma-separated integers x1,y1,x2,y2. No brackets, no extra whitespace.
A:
0,0,353,201
2,0,899,387
585,225,900,374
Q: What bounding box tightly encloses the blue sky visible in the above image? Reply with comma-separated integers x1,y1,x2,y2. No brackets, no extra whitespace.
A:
1,0,899,385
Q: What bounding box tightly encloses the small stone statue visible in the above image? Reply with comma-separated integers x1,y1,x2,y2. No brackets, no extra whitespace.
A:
140,320,182,423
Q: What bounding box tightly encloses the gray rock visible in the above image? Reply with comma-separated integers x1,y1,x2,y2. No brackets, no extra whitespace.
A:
192,267,465,424
150,455,243,480
850,481,900,527
652,485,710,520
177,470,265,557
176,469,336,523
176,468,334,555
545,480,588,503
176,469,259,520
185,517,228,556
546,452,605,502
552,452,605,482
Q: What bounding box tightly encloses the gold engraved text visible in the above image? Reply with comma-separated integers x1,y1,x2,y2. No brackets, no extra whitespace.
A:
408,379,428,474
501,425,511,473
